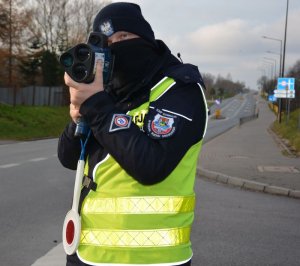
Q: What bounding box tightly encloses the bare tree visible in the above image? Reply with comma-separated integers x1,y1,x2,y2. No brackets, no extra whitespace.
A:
31,0,111,52
67,0,110,45
287,60,300,111
31,0,59,52
203,72,246,99
56,0,70,52
202,73,215,99
0,0,33,87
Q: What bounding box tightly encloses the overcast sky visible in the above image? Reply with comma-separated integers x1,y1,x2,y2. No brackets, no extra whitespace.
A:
112,0,300,90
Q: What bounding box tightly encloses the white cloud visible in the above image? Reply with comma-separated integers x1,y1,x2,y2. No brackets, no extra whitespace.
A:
187,19,250,54
166,6,300,89
110,1,300,89
162,19,264,87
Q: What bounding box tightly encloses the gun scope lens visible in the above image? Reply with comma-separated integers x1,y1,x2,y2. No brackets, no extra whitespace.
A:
60,53,73,68
72,64,87,81
75,45,91,62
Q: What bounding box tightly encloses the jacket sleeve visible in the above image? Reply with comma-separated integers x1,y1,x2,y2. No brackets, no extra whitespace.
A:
79,81,207,185
57,122,82,170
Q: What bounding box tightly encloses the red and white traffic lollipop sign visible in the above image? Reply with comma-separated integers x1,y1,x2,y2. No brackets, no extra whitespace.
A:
62,160,85,255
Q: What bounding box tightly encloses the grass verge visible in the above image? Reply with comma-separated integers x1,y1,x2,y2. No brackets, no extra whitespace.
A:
272,108,300,154
0,104,70,140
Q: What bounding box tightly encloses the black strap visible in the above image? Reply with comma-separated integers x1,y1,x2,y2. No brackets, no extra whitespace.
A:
78,176,97,214
82,175,97,191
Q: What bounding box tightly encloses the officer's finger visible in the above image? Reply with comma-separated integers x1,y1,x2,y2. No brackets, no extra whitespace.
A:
94,60,104,87
69,86,81,106
64,72,79,89
70,103,79,110
69,86,77,97
69,104,81,123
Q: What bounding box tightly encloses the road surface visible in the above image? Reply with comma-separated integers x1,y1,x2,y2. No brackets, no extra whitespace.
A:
1,93,299,265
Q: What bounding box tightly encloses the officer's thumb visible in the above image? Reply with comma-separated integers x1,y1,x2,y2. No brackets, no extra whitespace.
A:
94,60,103,85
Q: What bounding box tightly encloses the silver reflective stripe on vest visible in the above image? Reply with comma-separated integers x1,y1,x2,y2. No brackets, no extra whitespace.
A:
81,227,191,247
82,195,195,214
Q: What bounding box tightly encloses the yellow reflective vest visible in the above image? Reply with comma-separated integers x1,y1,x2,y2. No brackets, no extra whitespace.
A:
77,77,204,265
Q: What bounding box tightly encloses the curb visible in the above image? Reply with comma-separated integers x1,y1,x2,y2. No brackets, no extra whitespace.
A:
197,167,300,199
267,127,299,158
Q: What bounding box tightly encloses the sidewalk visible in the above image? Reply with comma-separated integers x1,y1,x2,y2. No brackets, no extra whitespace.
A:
197,96,300,198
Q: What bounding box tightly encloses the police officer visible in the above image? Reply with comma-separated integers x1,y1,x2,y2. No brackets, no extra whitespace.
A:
58,2,207,266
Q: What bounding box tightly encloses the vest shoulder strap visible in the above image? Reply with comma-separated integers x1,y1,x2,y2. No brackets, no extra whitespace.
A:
149,77,176,102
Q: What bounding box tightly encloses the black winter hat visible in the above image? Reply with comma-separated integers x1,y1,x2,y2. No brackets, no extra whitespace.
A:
93,2,156,46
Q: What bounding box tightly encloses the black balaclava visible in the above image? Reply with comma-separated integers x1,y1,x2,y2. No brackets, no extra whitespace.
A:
107,38,160,101
93,2,162,101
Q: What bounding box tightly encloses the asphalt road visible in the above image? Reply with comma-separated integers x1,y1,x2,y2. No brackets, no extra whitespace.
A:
192,178,300,265
204,93,257,142
1,93,299,265
0,140,73,266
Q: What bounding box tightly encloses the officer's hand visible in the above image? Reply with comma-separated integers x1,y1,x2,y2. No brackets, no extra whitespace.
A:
65,60,104,108
69,103,80,123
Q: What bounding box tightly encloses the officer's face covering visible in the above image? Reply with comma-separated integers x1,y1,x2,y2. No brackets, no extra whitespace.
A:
108,38,159,101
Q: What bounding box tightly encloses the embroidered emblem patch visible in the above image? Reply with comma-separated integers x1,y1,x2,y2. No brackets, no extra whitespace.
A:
147,109,177,139
109,114,132,132
99,20,114,36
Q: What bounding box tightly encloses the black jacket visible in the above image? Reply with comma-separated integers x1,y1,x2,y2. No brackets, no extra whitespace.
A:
58,40,207,185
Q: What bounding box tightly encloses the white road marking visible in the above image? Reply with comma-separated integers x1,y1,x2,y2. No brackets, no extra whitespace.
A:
0,156,54,169
31,242,65,266
0,163,20,168
29,157,48,162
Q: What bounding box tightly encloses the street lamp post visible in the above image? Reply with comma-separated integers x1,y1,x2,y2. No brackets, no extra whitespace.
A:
262,36,283,77
262,61,275,95
266,51,281,77
262,35,284,123
262,62,273,80
264,57,277,79
282,0,289,77
262,0,290,124
283,0,290,124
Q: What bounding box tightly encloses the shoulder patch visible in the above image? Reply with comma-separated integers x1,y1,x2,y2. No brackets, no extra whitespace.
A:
147,109,178,139
109,114,132,132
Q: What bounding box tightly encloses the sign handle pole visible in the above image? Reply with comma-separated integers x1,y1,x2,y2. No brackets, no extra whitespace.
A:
278,99,282,123
287,98,291,123
298,108,300,131
285,91,288,124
